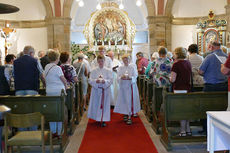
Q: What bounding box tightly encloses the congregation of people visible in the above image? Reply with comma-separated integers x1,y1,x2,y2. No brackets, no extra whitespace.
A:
0,40,229,137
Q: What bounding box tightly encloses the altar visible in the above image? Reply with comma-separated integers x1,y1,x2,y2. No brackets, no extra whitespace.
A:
207,111,230,153
197,11,227,54
83,1,136,59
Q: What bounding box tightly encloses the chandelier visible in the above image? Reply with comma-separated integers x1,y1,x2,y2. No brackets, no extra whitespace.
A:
75,0,143,9
75,0,84,7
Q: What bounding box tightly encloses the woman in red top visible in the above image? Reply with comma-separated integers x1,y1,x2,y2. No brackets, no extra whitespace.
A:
221,54,230,111
170,47,192,137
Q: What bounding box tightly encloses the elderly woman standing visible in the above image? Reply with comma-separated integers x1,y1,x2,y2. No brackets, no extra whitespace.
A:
149,47,172,87
187,44,204,86
44,50,68,137
60,51,78,86
170,47,192,137
73,53,88,110
114,54,141,125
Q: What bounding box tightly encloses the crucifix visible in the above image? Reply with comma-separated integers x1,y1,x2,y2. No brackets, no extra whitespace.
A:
1,22,15,56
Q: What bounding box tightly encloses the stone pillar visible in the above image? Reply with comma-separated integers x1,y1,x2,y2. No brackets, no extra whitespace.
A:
147,16,172,53
46,17,71,51
225,4,230,48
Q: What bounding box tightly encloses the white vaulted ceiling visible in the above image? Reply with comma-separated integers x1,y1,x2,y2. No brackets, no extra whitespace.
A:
71,0,148,31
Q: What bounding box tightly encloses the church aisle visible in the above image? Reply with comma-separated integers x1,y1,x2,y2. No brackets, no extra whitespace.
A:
65,111,210,153
77,111,158,153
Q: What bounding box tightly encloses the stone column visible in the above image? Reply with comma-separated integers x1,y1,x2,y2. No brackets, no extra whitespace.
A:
46,17,71,51
225,4,230,48
147,16,172,53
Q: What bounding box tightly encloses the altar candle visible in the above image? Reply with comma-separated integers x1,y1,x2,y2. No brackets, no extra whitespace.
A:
122,39,124,47
109,40,111,48
102,40,104,46
115,38,117,45
95,40,97,46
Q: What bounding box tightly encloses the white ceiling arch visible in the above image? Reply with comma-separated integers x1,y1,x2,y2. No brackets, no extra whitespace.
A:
70,0,149,32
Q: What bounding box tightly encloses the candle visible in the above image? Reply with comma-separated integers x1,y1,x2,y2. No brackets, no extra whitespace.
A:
108,40,111,48
122,39,124,47
115,38,117,45
95,40,97,46
102,40,104,46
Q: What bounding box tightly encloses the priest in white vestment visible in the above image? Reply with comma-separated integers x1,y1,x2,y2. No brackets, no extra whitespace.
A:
91,46,113,70
107,51,121,106
114,54,141,125
88,55,113,127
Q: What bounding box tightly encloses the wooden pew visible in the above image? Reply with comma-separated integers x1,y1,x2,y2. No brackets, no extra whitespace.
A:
142,77,148,115
0,91,68,153
144,78,153,122
151,85,204,134
65,87,75,134
137,75,145,109
26,87,76,135
151,84,164,134
74,81,84,124
160,89,228,151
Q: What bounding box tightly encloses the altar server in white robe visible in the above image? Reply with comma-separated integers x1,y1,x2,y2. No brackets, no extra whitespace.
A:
91,46,113,70
114,54,141,125
88,55,113,127
107,50,121,106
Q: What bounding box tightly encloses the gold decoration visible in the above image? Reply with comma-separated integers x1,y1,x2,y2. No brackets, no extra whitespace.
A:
83,2,136,50
101,2,119,8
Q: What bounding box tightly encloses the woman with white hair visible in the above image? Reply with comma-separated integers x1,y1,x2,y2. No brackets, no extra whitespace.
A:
145,52,159,78
149,47,172,87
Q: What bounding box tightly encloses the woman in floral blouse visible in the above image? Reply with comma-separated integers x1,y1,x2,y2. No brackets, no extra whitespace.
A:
149,47,172,87
60,51,78,86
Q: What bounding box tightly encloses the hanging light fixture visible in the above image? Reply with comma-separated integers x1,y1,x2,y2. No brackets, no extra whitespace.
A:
96,3,102,10
78,0,84,7
136,0,142,6
0,3,20,14
119,0,124,9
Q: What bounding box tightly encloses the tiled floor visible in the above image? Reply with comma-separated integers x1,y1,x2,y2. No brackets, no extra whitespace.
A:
6,111,228,153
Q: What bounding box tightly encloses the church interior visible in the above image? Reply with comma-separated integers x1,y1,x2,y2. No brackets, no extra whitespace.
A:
0,0,230,153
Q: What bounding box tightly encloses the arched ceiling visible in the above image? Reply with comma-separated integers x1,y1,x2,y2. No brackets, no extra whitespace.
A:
171,0,227,17
0,0,46,20
71,0,148,32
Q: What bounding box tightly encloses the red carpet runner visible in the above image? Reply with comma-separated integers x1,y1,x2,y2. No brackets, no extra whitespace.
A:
78,112,158,153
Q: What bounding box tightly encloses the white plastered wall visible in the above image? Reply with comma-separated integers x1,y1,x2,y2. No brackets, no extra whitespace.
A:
0,0,48,63
171,0,227,17
171,25,197,51
16,28,48,54
171,0,227,52
0,28,48,63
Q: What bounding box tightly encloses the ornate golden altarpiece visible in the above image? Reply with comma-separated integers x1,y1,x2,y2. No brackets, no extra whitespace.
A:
197,11,227,54
83,2,136,53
